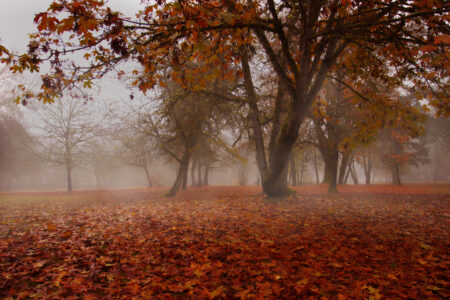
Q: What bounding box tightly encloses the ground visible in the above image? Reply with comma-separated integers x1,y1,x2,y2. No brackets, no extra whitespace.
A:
0,184,449,299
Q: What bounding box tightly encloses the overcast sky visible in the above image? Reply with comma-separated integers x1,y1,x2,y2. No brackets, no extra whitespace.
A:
0,0,150,119
0,0,141,52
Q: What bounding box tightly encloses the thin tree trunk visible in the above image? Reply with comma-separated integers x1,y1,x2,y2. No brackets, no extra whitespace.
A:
338,151,350,184
239,163,247,185
350,161,359,184
191,154,197,186
66,165,72,192
299,159,305,185
144,165,152,187
197,157,202,186
344,164,350,184
313,149,320,184
203,162,209,185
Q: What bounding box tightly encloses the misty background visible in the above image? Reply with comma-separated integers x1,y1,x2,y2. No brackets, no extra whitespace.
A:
0,0,449,192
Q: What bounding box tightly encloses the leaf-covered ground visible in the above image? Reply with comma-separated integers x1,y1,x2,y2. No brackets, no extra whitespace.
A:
0,184,448,299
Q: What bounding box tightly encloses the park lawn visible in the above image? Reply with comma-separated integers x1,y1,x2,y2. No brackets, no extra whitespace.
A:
0,185,448,299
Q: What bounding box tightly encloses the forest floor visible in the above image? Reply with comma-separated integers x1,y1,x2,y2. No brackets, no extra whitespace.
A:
0,184,448,299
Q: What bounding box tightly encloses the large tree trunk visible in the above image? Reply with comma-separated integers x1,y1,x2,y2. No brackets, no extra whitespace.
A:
392,163,402,185
66,165,72,192
144,165,152,187
320,145,339,193
168,153,190,197
322,152,338,193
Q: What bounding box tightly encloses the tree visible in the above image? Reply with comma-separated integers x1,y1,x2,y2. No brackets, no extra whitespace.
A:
111,109,158,188
377,127,429,185
35,93,103,192
425,117,450,181
10,0,449,196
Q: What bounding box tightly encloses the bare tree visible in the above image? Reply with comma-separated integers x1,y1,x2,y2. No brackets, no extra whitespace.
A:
35,93,103,192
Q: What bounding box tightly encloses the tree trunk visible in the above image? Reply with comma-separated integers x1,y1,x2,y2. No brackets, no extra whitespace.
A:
392,163,402,185
349,161,359,184
362,147,373,185
338,151,350,184
299,158,305,185
323,151,338,193
289,154,297,185
182,164,188,190
321,145,339,193
203,163,209,185
66,165,72,192
365,169,371,185
144,165,152,187
313,149,320,184
239,163,247,186
197,157,202,186
167,153,190,197
344,164,350,184
240,44,335,196
190,154,197,186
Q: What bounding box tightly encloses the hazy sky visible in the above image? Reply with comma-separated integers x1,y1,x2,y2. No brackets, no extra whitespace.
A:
0,0,141,52
0,0,150,111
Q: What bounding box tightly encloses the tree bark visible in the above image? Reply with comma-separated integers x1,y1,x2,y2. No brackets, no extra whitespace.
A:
168,152,190,197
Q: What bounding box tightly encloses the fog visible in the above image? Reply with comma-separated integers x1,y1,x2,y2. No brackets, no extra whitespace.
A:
0,1,449,193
